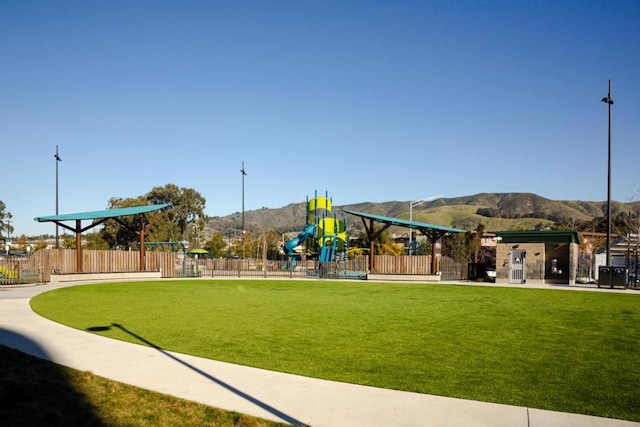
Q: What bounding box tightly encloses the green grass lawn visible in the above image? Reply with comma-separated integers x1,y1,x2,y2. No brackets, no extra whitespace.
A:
31,280,640,422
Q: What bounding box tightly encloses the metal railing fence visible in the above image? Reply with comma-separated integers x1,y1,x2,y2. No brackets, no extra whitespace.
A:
0,249,469,284
0,253,47,285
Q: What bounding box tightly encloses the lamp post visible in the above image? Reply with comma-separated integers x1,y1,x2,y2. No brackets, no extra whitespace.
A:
54,145,62,249
5,214,11,243
601,80,614,266
240,161,247,258
408,195,444,255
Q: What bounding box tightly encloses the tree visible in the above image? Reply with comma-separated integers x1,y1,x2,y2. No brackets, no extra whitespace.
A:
265,230,284,259
15,235,28,250
99,184,206,249
203,233,227,258
468,224,485,264
146,184,206,242
0,201,13,241
349,231,368,250
442,232,468,262
614,211,640,237
100,196,148,249
62,234,76,249
353,229,401,255
33,241,48,251
84,232,109,250
443,226,491,264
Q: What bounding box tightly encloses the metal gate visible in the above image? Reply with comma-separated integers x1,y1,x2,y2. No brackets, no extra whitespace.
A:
509,250,526,284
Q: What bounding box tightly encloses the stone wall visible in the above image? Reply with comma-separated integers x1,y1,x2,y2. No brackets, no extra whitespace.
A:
496,242,578,285
496,242,545,284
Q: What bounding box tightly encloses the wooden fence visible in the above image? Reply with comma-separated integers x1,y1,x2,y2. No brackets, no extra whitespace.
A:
373,255,434,274
0,249,467,285
370,255,467,281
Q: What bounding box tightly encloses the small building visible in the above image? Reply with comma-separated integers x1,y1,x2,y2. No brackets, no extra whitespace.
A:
495,230,580,285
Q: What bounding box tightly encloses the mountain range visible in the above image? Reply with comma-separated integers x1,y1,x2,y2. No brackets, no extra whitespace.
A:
205,192,640,236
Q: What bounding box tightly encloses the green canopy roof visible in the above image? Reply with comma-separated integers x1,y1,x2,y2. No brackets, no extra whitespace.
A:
34,203,172,274
34,203,171,223
342,209,466,233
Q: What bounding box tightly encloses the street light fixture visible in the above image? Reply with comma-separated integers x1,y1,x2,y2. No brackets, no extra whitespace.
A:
408,195,444,255
240,161,247,258
54,145,62,249
601,80,614,266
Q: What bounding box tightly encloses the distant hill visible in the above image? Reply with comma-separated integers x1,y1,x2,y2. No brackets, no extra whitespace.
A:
204,193,640,237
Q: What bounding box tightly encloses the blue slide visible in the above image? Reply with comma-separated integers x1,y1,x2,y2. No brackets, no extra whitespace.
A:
319,246,334,263
284,224,316,259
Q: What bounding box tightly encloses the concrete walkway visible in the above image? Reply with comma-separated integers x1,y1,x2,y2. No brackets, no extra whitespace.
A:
1,281,638,427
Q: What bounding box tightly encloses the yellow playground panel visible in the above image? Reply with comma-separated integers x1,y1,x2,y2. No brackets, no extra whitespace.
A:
307,196,332,225
318,217,347,249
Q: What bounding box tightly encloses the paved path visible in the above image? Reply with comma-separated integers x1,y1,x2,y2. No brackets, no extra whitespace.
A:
1,281,638,427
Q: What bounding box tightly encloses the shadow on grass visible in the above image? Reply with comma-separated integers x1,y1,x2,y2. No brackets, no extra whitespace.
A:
89,323,306,426
0,329,104,427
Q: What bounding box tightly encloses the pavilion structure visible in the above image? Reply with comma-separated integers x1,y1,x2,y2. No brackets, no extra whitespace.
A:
34,204,170,272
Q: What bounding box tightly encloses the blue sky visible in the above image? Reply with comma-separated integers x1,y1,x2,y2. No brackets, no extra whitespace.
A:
2,1,639,237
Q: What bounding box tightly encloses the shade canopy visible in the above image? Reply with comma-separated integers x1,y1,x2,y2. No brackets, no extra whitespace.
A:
34,203,171,272
35,204,171,223
342,209,466,273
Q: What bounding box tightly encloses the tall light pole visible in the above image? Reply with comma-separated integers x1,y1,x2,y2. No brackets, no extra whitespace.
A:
5,215,11,243
54,145,62,249
408,195,444,255
240,161,247,258
601,80,614,266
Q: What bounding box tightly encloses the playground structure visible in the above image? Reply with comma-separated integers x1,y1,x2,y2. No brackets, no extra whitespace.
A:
283,191,348,271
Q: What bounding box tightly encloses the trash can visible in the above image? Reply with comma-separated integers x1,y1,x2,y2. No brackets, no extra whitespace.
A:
611,267,628,288
598,266,612,288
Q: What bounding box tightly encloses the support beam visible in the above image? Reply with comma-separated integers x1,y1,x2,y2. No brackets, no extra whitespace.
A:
419,228,448,274
139,215,145,271
52,217,109,273
75,220,82,272
114,210,162,271
360,217,391,273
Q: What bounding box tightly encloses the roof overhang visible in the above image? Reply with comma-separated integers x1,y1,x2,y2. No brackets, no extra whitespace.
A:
495,230,580,244
342,209,466,234
34,203,171,223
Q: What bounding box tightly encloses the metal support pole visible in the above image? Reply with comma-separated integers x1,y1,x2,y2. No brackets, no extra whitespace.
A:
409,195,444,255
601,80,614,266
241,161,247,258
409,203,413,255
54,145,62,249
75,220,82,272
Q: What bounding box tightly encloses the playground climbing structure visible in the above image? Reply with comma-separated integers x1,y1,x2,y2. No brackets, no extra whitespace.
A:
283,191,348,271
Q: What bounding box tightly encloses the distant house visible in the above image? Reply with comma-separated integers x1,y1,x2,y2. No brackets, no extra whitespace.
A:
480,232,497,247
494,230,580,285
